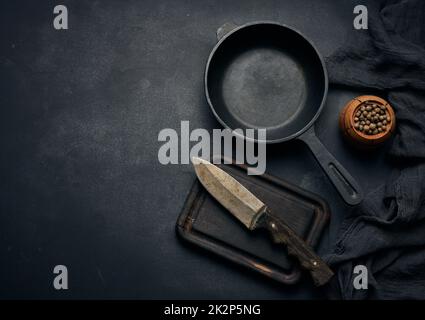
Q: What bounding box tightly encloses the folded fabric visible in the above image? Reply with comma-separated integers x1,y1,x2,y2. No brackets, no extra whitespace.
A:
324,0,425,299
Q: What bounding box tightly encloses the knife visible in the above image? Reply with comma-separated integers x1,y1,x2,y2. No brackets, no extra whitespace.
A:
191,157,334,286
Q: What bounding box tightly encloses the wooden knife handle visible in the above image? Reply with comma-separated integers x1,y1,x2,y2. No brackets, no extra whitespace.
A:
256,209,334,286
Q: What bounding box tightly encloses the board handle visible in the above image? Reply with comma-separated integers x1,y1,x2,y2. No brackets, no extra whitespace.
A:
299,126,363,205
216,22,238,41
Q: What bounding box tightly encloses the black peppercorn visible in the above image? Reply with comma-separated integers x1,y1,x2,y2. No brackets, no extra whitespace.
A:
352,101,392,136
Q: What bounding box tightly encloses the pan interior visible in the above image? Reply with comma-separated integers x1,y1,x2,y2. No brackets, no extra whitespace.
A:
207,24,326,141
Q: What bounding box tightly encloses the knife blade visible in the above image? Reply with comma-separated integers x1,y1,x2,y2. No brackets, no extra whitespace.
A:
191,157,334,286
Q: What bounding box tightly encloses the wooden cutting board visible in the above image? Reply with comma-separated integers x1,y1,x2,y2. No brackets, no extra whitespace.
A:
176,161,330,285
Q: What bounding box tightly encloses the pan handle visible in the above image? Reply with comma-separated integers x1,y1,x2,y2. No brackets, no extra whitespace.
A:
216,22,238,41
298,126,363,205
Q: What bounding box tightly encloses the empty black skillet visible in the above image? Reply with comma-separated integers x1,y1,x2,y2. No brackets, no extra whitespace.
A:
205,21,363,205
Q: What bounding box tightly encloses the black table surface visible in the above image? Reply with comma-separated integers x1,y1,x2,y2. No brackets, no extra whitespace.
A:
0,0,392,299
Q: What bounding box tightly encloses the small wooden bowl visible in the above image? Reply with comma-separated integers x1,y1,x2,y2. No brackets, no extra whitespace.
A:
339,95,396,147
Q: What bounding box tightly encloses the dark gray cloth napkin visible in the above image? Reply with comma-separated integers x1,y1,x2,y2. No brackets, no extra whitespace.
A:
324,0,425,299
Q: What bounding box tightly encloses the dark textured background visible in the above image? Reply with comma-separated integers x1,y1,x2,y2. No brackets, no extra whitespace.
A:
0,0,392,299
